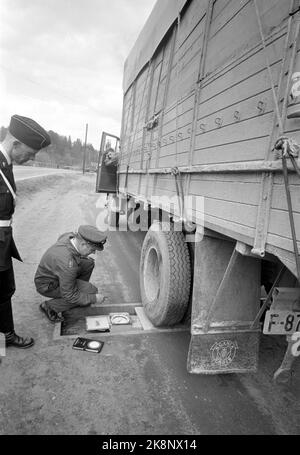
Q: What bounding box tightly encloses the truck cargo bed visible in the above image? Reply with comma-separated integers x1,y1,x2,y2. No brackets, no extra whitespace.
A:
118,0,300,277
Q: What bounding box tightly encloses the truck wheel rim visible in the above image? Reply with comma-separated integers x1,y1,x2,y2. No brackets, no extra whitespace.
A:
144,246,161,302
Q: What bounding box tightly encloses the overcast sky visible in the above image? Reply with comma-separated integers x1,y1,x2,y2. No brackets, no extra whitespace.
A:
0,0,157,148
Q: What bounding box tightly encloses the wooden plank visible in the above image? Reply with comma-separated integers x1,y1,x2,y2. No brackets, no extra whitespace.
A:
198,62,281,120
194,112,274,150
211,0,232,24
192,136,269,165
156,25,179,170
178,19,205,70
148,61,163,116
160,31,174,81
201,34,285,103
130,81,137,133
266,233,300,256
140,62,155,171
122,87,135,138
200,197,258,228
254,0,291,38
155,78,167,113
185,0,215,194
274,172,300,186
122,160,298,175
191,172,261,183
161,109,193,136
271,184,300,212
206,1,259,74
165,62,200,103
139,181,147,196
189,180,260,206
129,136,144,157
147,131,160,169
178,0,208,45
134,71,149,104
268,208,300,238
200,212,255,243
205,0,287,76
177,67,199,100
167,65,191,96
209,0,288,44
118,174,126,188
284,114,300,136
154,46,164,68
164,7,206,105
146,175,156,197
158,151,190,168
163,93,194,124
154,186,177,197
160,127,192,150
197,90,274,135
127,175,140,195
159,137,190,158
209,0,251,40
146,45,168,197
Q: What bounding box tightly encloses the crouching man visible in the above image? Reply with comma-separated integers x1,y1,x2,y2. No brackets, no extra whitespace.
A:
34,225,108,323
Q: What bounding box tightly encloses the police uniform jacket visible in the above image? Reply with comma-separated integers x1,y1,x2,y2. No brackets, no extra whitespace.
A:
0,150,21,271
34,232,97,306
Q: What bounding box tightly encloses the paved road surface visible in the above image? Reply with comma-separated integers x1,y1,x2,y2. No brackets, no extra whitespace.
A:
0,172,299,436
14,165,75,181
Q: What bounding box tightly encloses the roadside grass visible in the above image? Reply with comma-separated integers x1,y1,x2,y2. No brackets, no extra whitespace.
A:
16,174,77,199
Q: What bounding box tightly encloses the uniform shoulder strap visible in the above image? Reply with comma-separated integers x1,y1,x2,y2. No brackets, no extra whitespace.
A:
0,168,16,200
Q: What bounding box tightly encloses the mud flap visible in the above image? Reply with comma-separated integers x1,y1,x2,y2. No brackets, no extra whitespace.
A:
187,235,261,374
187,329,260,374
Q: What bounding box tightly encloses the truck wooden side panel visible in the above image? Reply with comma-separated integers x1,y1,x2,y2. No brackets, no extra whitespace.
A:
119,0,300,276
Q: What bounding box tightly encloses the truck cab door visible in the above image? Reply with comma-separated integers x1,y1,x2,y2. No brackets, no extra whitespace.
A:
96,132,120,194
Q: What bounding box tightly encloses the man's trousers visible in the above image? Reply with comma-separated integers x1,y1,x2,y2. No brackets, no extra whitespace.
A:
0,266,15,333
35,258,98,312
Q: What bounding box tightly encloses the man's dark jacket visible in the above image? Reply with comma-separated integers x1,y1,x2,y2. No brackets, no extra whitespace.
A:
34,233,97,306
0,150,21,271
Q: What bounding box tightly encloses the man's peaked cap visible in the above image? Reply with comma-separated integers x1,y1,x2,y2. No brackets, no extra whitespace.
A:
78,225,107,250
9,115,51,151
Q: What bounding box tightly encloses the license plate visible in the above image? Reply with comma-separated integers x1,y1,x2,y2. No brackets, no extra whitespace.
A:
263,310,300,335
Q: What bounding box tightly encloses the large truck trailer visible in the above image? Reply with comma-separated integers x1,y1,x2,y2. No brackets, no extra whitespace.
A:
96,0,300,382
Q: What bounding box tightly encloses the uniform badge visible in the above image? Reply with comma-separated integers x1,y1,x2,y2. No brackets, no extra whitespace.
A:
68,259,74,268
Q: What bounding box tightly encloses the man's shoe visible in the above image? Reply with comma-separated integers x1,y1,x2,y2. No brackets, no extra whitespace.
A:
5,331,34,349
39,302,64,323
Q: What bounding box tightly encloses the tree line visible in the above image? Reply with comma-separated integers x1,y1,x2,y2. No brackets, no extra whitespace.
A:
0,126,99,169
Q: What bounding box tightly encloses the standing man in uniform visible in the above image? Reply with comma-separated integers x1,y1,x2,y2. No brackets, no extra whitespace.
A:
0,114,51,348
34,225,108,323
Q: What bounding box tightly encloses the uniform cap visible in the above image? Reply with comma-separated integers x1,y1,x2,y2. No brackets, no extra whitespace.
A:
9,114,51,151
78,225,107,250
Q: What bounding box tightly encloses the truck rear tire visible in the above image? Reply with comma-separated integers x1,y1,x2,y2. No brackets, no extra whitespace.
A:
140,221,192,326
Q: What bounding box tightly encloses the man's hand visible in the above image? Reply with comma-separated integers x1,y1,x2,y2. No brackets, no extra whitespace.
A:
95,294,108,305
